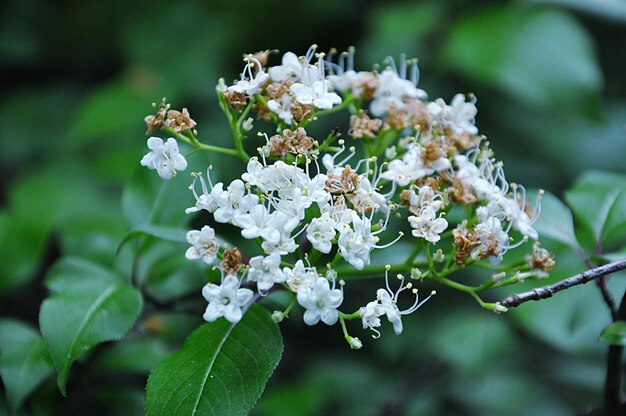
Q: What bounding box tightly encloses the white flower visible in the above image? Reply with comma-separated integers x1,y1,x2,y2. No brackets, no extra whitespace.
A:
248,253,284,292
228,62,269,97
472,216,510,265
373,270,435,335
359,300,384,334
306,213,337,254
140,137,187,180
202,276,254,323
267,95,294,125
376,288,404,335
337,214,377,270
241,157,265,188
213,179,259,224
297,277,343,326
185,225,219,264
370,68,427,116
234,205,280,244
290,81,342,110
428,94,478,136
408,206,448,243
284,260,317,292
380,143,449,186
409,186,444,212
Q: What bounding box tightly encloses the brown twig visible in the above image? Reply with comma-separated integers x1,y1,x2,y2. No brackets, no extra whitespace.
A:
500,258,626,308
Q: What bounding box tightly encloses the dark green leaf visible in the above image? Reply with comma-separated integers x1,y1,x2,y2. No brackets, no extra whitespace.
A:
532,191,581,251
145,305,283,416
93,337,171,375
39,258,143,395
121,166,192,228
117,223,188,255
67,79,150,143
0,320,53,410
443,7,601,110
565,171,626,250
361,1,445,64
599,321,626,346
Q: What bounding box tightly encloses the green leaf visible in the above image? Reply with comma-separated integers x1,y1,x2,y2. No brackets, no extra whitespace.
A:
145,305,283,416
361,1,445,64
0,320,54,410
93,337,171,375
121,166,192,228
117,223,188,255
443,7,601,111
39,257,143,395
532,191,581,251
599,321,626,346
67,79,150,143
565,171,626,250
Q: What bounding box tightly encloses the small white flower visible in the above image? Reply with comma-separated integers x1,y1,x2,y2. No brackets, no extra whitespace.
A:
290,81,342,110
337,215,377,270
428,94,478,136
373,269,436,335
267,95,294,125
234,204,281,244
284,260,317,292
370,68,427,116
408,206,448,243
359,300,385,334
140,137,187,180
185,225,219,264
248,253,285,292
297,277,344,326
376,288,404,335
202,275,254,323
306,213,337,254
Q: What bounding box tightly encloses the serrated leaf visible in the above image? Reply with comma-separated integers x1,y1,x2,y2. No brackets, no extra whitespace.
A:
599,321,626,346
532,191,581,251
0,320,53,410
39,257,142,395
565,171,626,250
117,223,188,255
145,305,283,416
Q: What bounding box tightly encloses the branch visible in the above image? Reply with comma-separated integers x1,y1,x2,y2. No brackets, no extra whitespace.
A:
500,258,626,309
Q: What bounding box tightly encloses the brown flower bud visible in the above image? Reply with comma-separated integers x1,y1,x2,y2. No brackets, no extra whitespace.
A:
225,91,248,111
221,249,244,275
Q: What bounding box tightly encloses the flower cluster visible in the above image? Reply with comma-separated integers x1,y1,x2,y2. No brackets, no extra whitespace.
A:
140,45,553,347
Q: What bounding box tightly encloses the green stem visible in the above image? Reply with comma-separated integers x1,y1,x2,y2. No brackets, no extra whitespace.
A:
165,127,240,158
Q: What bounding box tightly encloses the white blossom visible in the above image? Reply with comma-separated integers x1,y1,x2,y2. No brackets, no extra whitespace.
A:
408,206,448,243
306,213,336,254
248,253,285,292
185,225,219,264
202,276,253,323
297,276,343,326
290,81,341,110
140,137,187,180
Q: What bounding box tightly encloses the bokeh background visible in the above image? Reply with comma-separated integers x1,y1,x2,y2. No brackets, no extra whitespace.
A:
1,0,626,415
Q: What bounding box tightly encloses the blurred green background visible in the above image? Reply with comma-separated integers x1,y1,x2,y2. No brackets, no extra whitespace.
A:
1,0,626,415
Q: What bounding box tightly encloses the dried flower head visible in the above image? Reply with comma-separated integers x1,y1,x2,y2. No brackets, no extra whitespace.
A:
166,108,197,133
527,243,555,271
349,111,382,139
225,90,248,110
144,98,168,135
221,249,244,275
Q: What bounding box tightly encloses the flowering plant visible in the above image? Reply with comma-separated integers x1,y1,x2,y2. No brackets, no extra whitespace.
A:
132,45,566,413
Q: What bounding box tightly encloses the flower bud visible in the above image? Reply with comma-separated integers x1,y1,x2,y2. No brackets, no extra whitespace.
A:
346,336,363,350
271,311,284,323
